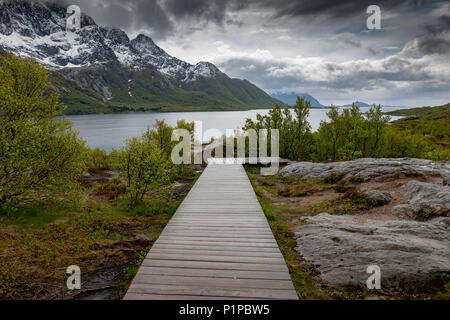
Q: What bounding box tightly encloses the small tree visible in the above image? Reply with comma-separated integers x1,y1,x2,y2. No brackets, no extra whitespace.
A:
0,53,85,207
292,97,311,161
366,105,390,157
143,120,174,156
117,138,171,207
176,120,195,136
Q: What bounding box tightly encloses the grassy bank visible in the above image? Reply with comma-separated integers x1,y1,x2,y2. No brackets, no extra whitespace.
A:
388,103,450,152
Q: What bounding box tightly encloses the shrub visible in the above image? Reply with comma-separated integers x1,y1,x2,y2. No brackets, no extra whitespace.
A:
0,53,86,207
85,148,113,173
93,181,127,200
324,172,346,184
117,138,172,207
143,120,174,156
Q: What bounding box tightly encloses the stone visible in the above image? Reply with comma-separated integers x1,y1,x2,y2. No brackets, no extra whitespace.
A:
134,234,150,242
392,181,450,220
279,158,450,183
295,213,450,293
361,188,392,205
442,171,450,186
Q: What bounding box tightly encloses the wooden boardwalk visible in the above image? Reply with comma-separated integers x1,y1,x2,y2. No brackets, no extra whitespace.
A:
124,164,298,300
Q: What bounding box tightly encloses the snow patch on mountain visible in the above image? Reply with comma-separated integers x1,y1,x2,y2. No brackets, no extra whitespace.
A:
0,0,222,82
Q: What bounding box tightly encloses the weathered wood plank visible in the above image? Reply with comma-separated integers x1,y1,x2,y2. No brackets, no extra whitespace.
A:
150,248,281,257
141,259,289,272
132,274,295,290
127,283,298,300
145,253,286,264
124,164,297,300
151,243,281,253
124,293,255,300
155,240,279,248
135,266,292,280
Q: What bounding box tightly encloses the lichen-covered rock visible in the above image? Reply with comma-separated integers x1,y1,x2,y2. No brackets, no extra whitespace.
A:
361,188,393,205
279,158,450,184
442,171,450,186
392,181,450,220
295,213,450,293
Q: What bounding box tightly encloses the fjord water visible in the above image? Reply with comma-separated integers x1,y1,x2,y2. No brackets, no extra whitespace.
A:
67,107,405,151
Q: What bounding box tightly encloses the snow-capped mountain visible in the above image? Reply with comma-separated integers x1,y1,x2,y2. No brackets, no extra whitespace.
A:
0,0,280,114
0,0,221,83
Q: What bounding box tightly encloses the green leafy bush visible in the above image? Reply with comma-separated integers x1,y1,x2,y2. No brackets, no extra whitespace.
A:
0,53,86,208
85,148,113,173
117,138,172,207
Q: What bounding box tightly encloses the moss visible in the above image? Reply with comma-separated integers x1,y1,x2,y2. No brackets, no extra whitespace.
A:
324,172,347,184
335,180,356,193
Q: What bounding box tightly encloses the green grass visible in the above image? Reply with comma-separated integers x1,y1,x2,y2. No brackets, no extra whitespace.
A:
388,103,450,158
387,103,450,119
0,205,65,228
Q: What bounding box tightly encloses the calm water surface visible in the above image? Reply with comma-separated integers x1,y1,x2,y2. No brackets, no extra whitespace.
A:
67,107,406,151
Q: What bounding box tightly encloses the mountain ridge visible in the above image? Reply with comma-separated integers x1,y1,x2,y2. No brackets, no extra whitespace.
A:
0,0,281,114
271,92,324,107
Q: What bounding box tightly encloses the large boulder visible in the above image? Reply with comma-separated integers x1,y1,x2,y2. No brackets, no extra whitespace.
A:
279,158,450,184
295,213,450,293
392,181,450,220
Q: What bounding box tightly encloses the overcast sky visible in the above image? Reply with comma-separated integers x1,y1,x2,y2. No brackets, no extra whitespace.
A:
65,0,449,107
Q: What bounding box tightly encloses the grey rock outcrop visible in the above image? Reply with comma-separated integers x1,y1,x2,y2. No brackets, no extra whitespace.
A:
279,158,450,184
392,181,450,220
361,188,393,205
295,213,450,293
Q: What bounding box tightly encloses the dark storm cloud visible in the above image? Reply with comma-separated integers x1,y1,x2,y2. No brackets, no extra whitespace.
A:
163,0,233,25
416,14,450,55
164,0,427,23
51,0,174,39
50,0,433,39
256,0,420,19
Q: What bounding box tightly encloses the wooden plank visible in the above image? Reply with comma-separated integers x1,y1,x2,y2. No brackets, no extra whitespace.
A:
155,240,279,248
163,226,270,231
124,164,297,300
132,274,295,290
157,236,276,243
145,253,286,264
124,293,254,300
127,284,298,300
160,232,275,239
150,248,281,257
135,266,291,280
151,243,281,253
